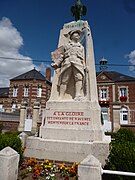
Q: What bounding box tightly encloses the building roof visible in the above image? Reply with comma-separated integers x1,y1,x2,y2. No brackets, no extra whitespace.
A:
10,68,45,81
96,71,135,82
0,87,9,97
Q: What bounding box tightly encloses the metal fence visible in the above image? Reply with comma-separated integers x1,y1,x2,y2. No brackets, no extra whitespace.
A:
102,169,135,179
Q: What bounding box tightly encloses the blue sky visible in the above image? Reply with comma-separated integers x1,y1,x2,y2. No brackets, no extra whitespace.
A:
0,0,135,86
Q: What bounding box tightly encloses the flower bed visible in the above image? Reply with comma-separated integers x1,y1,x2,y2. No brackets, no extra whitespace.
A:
18,158,79,180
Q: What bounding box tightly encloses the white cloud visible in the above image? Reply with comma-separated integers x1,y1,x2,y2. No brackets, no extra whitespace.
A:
126,50,135,72
0,17,37,87
128,50,135,63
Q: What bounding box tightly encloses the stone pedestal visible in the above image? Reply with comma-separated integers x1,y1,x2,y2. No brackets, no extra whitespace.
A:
78,155,102,180
18,101,26,132
24,135,110,165
32,101,40,134
40,101,103,141
19,132,28,148
113,105,121,131
0,147,19,180
25,101,110,165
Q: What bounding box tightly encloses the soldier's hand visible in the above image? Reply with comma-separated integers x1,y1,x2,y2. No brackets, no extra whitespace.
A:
51,63,58,69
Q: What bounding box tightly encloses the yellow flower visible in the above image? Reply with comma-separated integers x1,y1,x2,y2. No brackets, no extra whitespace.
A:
72,164,75,168
44,159,49,163
47,165,52,169
44,165,48,169
49,162,52,167
59,164,65,168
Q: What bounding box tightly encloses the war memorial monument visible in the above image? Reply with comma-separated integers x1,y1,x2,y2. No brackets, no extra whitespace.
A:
24,0,110,167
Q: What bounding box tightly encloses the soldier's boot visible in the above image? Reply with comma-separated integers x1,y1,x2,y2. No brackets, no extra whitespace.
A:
75,80,83,98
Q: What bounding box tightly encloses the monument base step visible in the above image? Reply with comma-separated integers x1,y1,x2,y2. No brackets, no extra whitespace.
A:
40,127,104,141
24,136,110,166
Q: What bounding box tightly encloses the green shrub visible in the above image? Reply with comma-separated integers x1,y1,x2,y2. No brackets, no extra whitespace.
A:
105,129,135,180
109,142,135,171
0,133,22,160
113,128,135,142
5,130,20,136
0,123,3,134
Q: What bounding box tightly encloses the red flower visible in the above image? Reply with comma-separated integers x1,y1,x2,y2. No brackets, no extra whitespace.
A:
120,96,127,101
120,96,127,98
99,100,110,103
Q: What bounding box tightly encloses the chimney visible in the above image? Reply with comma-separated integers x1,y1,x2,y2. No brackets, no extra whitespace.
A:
46,68,51,81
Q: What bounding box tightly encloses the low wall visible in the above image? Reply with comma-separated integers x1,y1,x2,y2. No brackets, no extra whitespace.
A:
0,112,20,132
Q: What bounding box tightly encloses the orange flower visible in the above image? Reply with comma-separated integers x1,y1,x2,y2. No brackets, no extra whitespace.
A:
39,165,43,170
34,159,38,163
35,169,40,174
27,160,32,165
59,164,65,168
33,166,37,171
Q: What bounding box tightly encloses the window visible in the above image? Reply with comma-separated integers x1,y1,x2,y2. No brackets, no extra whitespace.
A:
13,87,18,97
120,107,128,124
101,107,112,132
101,108,108,121
24,87,29,97
0,104,4,112
120,88,127,97
100,89,107,100
12,103,16,112
37,87,42,97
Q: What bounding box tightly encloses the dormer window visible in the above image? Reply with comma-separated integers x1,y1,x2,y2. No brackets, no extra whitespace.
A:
13,87,18,97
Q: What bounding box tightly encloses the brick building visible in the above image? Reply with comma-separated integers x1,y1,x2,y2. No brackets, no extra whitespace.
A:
0,87,9,112
97,70,135,132
0,68,52,132
0,68,51,112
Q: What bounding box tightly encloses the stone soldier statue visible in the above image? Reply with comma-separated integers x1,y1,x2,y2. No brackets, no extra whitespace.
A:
51,30,86,100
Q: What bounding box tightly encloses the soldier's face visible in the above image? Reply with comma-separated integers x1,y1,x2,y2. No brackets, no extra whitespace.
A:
71,32,80,41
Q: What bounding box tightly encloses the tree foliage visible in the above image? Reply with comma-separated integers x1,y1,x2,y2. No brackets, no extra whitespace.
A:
0,131,22,160
106,129,135,180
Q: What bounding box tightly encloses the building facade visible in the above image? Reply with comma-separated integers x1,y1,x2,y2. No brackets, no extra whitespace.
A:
0,68,51,112
97,71,135,132
0,68,52,132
